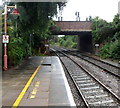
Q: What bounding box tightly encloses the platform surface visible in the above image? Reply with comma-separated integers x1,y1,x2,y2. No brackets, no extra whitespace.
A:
4,56,75,107
2,56,43,106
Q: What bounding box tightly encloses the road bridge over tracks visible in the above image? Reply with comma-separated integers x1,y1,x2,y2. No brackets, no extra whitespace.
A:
51,21,93,52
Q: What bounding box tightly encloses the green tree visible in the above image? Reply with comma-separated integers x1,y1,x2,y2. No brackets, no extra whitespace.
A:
53,35,77,48
5,2,66,66
92,15,120,59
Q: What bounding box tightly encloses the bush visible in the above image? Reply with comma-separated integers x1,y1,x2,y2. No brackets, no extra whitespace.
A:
99,39,120,59
8,36,30,66
99,43,111,58
109,39,120,59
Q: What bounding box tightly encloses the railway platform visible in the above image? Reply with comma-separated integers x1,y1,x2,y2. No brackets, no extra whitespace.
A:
2,56,75,107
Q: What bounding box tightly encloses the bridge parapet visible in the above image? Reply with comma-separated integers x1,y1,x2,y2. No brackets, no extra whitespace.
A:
55,21,92,32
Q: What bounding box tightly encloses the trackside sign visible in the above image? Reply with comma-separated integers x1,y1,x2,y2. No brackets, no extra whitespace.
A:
3,35,9,43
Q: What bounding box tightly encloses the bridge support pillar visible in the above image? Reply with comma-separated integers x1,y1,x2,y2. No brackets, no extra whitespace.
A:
77,33,93,53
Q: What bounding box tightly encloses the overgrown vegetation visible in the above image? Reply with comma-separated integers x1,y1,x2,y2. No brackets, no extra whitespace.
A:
92,15,120,59
2,2,66,66
50,35,77,48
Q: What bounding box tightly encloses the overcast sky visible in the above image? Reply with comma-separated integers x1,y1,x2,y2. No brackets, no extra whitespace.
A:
0,0,119,22
58,0,120,22
0,0,2,5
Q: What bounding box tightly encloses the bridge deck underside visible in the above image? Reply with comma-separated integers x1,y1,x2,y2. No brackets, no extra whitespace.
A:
52,31,91,35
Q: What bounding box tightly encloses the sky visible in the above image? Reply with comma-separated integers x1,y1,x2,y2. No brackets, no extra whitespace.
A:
58,0,120,22
0,0,119,22
0,0,2,5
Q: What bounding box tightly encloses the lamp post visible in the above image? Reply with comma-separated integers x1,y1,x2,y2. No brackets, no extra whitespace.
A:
3,4,7,71
30,34,32,56
3,4,19,70
118,1,120,19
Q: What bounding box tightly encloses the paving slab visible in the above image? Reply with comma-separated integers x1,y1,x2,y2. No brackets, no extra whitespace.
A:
20,98,49,106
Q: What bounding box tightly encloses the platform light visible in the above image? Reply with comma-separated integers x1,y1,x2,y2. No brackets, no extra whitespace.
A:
2,4,20,70
11,8,20,15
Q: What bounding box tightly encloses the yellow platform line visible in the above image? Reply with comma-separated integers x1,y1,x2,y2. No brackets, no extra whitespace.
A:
12,65,41,108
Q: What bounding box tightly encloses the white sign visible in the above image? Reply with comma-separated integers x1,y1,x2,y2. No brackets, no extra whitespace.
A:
95,44,99,47
3,35,9,43
45,44,49,47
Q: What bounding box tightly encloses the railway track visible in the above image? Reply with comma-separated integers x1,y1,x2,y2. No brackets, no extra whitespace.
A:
61,48,120,78
51,48,120,107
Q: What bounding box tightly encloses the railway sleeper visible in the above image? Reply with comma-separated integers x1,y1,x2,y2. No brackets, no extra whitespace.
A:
85,94,108,99
88,99,116,106
82,88,104,94
84,90,107,95
75,77,91,80
79,84,98,89
73,75,88,78
76,79,92,83
79,82,96,86
80,86,99,90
